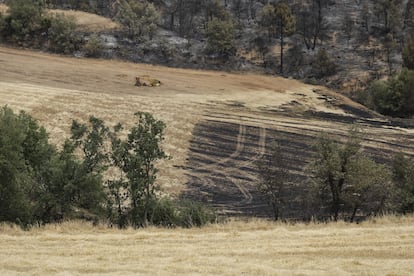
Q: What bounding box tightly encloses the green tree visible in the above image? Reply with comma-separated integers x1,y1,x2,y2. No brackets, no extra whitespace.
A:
310,127,391,221
259,3,296,74
366,69,414,117
344,156,392,222
256,142,290,221
312,49,336,79
402,35,414,70
393,153,414,213
114,0,160,40
206,17,236,58
0,107,33,225
2,0,46,41
47,13,80,54
110,112,168,227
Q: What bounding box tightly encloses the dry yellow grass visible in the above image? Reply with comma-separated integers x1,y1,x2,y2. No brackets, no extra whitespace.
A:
0,4,119,32
1,216,414,275
47,9,119,32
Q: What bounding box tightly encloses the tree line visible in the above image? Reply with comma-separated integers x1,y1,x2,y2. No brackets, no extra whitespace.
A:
256,126,414,221
0,106,215,228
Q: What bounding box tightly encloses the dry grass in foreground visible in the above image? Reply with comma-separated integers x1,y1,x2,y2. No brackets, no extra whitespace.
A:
1,216,414,275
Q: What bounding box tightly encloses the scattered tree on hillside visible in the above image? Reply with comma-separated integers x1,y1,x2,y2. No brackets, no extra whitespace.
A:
373,0,402,34
296,0,329,50
256,142,290,221
312,49,336,79
402,35,414,70
206,17,236,58
258,3,296,74
114,0,160,40
309,127,391,221
47,13,80,54
365,69,414,117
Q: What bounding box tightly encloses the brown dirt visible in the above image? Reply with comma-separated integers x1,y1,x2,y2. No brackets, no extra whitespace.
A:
1,46,413,217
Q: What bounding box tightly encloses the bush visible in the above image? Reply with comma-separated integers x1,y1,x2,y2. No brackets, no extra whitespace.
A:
206,18,236,58
365,69,414,117
146,198,216,228
47,13,80,54
2,0,46,41
83,34,104,57
312,49,337,79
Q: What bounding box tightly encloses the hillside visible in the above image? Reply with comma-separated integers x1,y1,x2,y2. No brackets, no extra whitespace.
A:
1,216,414,274
1,47,413,218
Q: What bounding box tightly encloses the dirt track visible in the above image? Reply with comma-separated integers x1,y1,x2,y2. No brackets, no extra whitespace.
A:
1,47,413,218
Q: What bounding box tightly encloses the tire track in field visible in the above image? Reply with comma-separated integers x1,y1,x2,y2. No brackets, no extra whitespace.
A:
187,112,268,212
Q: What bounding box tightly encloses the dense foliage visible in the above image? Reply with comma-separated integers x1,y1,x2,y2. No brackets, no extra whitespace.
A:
365,69,414,117
0,106,215,228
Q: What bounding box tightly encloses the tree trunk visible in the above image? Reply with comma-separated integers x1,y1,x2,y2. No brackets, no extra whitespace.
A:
272,201,279,221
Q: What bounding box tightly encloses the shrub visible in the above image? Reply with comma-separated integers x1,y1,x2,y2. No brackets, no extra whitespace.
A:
47,13,80,54
83,34,104,57
365,69,414,117
206,18,236,58
312,49,337,79
2,0,46,41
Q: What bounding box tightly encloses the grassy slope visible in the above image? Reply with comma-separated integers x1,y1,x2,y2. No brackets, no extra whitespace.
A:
1,216,414,275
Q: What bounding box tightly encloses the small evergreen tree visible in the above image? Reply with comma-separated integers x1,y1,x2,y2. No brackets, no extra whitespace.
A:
206,17,236,58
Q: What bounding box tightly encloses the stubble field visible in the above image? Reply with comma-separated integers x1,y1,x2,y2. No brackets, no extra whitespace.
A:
1,46,414,274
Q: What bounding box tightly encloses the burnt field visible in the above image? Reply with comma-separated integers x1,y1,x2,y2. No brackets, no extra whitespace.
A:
182,108,414,219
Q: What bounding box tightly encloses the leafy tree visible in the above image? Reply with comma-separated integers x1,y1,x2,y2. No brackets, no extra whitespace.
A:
110,112,168,227
114,0,160,40
365,69,414,117
0,107,33,225
310,127,392,221
344,156,392,222
83,34,104,58
129,0,160,40
256,142,290,221
47,13,80,54
206,17,236,58
312,49,336,79
393,153,414,213
402,35,414,70
2,0,46,41
258,3,295,74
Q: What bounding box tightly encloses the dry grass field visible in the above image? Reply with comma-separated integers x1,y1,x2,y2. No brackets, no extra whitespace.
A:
1,216,414,275
1,46,413,217
0,4,119,32
1,44,414,274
